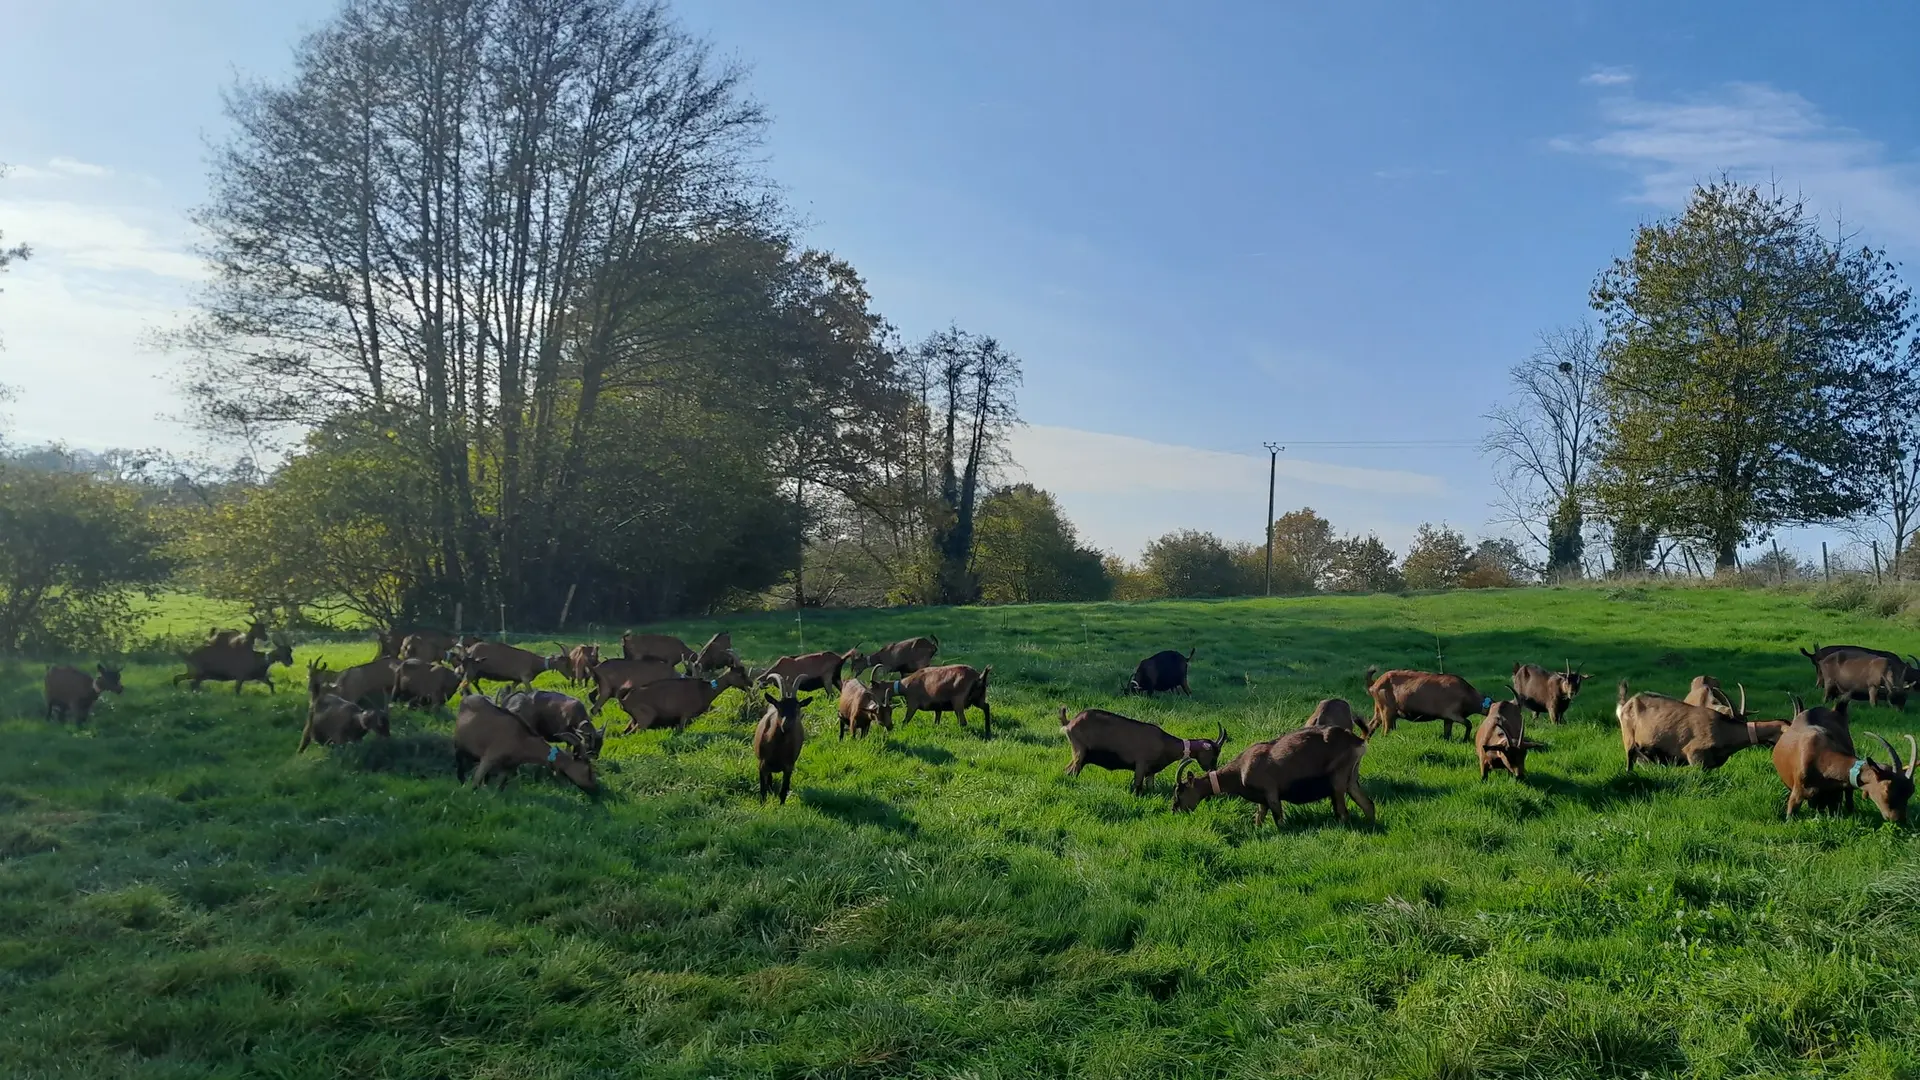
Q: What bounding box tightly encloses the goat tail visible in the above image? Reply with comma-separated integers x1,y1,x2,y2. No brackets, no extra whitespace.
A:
1800,646,1818,660
1187,645,1196,662
1059,706,1070,728
1617,678,1630,706
1364,665,1378,687
930,635,941,652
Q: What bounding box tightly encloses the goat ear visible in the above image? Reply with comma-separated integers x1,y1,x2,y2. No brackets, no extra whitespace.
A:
797,695,815,707
763,693,778,707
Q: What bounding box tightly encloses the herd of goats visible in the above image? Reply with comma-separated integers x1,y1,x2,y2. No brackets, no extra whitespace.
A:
33,618,1920,825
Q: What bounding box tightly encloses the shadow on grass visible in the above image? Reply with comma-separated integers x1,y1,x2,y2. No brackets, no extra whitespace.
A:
1363,776,1447,804
802,789,917,834
1525,768,1676,810
349,732,455,777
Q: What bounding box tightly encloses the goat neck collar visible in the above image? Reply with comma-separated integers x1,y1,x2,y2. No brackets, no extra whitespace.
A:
547,745,560,763
892,680,905,694
1851,758,1870,788
708,679,720,689
1181,739,1196,758
1746,722,1759,745
1207,770,1221,796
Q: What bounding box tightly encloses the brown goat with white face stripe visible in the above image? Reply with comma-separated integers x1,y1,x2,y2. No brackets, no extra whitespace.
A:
848,636,940,678
890,664,993,736
1061,707,1227,794
1615,679,1784,770
1364,667,1490,740
1475,700,1547,781
753,675,811,804
837,670,894,739
1171,726,1373,830
1773,707,1914,822
1511,663,1588,726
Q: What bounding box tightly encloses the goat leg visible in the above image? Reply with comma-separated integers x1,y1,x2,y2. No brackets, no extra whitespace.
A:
1784,785,1803,819
778,769,792,805
1348,776,1376,823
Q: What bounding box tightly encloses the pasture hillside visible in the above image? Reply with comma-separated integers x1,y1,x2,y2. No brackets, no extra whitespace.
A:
5,586,1920,1078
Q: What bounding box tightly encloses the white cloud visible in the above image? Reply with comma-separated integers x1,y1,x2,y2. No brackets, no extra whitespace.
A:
1559,81,1920,252
1580,67,1634,87
0,197,204,281
1005,424,1454,557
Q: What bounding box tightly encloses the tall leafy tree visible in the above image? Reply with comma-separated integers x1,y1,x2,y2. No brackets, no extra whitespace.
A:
1483,324,1603,576
969,484,1109,604
1401,523,1472,590
1267,507,1339,593
0,462,169,652
1590,179,1915,567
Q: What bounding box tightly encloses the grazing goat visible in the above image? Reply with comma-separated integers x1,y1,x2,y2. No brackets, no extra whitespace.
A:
693,632,737,673
375,628,404,658
1475,700,1547,781
207,617,269,651
298,694,389,752
1684,674,1739,716
400,631,471,662
1124,648,1194,695
1364,667,1490,740
588,657,681,713
1774,714,1915,822
497,688,602,758
392,660,463,710
613,666,752,734
330,657,402,706
43,663,123,725
455,641,558,692
563,644,601,685
753,675,811,804
837,669,894,739
1615,679,1784,770
453,694,597,794
1511,662,1588,725
174,638,295,694
1304,697,1370,737
621,631,696,667
1171,727,1373,830
1061,707,1226,794
757,649,858,694
1800,644,1920,710
892,664,993,735
850,636,940,677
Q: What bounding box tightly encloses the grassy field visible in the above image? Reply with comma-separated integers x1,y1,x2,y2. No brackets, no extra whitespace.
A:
6,585,1920,1078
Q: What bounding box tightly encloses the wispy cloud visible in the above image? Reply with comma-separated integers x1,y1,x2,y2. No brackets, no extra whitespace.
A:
5,156,114,182
1557,81,1920,251
0,197,203,280
1580,66,1634,87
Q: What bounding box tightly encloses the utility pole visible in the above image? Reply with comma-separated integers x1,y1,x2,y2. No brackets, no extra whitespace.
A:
1262,442,1284,596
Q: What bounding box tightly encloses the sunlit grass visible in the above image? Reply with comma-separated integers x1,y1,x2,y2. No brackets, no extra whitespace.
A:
5,585,1920,1077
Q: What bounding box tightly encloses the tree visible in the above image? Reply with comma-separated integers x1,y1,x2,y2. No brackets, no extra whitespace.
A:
1402,523,1473,590
1591,179,1916,568
1268,507,1339,593
1483,325,1603,577
0,462,169,652
913,327,1022,604
1140,530,1243,598
1327,534,1404,594
970,484,1109,604
1460,537,1532,589
1849,342,1920,579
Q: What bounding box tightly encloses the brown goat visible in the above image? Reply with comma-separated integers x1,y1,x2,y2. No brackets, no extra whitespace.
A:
1304,697,1369,737
588,657,682,713
207,617,269,651
837,670,895,739
392,660,463,710
497,688,602,758
400,631,472,662
455,641,558,692
375,628,404,658
1475,700,1547,781
1171,726,1373,830
693,632,736,673
1684,674,1740,716
174,638,295,694
613,666,753,734
43,663,123,725
757,649,858,694
1774,714,1915,822
1800,644,1920,710
753,675,812,804
1615,679,1785,770
850,636,940,677
621,631,696,666
563,644,601,685
1511,662,1588,725
1364,667,1490,740
1061,707,1227,794
330,657,402,706
890,664,993,735
298,694,390,752
453,694,597,793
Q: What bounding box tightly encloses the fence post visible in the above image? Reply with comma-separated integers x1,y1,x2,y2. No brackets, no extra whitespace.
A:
454,603,463,639
1772,539,1783,584
499,603,507,641
1822,542,1830,582
1873,541,1883,585
558,583,577,632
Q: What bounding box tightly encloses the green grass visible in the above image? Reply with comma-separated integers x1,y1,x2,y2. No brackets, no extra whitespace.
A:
7,586,1920,1078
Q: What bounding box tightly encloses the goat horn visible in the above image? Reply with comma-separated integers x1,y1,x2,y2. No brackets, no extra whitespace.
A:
1736,683,1746,717
1215,722,1227,746
1867,731,1901,775
1908,734,1918,779
1174,757,1197,785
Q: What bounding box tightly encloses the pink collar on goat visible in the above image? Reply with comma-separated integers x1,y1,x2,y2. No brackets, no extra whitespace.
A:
1747,722,1759,746
1207,771,1221,796
1181,739,1195,758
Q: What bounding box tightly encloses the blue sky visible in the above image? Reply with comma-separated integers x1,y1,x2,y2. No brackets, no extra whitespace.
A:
3,0,1919,562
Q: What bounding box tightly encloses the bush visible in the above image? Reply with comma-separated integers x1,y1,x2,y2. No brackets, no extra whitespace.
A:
1139,530,1246,599
0,463,170,652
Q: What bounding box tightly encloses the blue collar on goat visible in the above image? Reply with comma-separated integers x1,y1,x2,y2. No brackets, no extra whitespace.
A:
892,680,905,694
709,679,720,689
1851,758,1869,787
1481,696,1493,711
547,745,560,763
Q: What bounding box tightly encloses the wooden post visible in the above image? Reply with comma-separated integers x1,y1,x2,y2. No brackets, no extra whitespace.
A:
558,583,577,631
454,603,463,638
1772,538,1783,584
1822,542,1830,582
499,603,507,640
1873,540,1883,584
